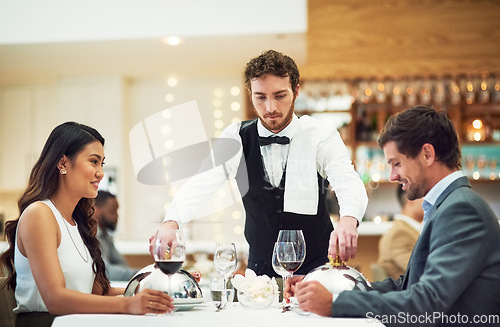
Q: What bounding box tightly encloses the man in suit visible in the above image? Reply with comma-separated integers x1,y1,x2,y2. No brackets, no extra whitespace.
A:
377,185,423,279
286,106,500,326
149,50,368,277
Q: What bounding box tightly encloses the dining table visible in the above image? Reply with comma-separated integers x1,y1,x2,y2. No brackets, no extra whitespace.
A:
52,301,385,327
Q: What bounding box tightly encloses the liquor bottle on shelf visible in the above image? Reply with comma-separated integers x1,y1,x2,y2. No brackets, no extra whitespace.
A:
355,109,373,142
461,145,500,181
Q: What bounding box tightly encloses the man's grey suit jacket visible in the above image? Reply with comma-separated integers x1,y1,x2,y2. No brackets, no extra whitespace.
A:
333,176,500,326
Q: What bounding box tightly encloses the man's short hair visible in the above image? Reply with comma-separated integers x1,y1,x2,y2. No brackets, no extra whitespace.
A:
377,105,461,170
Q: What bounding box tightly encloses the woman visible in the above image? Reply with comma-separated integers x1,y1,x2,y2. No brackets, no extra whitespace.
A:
0,122,173,327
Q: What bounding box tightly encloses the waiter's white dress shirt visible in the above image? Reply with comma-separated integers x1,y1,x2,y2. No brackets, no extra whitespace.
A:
164,114,367,226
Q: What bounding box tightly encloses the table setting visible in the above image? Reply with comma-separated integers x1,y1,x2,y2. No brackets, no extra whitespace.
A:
52,229,385,327
52,302,385,327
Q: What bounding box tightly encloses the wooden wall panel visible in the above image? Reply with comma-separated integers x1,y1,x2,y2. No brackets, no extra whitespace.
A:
345,235,381,283
302,0,500,79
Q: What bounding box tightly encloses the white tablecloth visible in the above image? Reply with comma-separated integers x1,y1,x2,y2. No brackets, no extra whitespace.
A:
52,302,384,327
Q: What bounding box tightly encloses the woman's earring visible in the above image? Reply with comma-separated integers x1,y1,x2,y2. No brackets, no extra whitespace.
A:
60,169,67,175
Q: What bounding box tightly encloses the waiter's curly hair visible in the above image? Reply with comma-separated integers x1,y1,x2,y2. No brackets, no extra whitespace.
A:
244,50,300,94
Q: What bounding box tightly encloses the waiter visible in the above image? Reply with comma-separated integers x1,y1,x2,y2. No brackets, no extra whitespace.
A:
150,50,367,277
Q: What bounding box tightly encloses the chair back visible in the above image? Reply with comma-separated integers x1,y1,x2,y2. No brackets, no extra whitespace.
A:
0,277,16,327
370,263,389,282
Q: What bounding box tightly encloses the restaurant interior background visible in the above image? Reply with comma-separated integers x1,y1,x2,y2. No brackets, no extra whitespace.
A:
1,0,499,281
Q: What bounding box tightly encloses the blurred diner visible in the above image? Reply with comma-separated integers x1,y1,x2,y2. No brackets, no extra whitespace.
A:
94,190,139,281
375,184,423,280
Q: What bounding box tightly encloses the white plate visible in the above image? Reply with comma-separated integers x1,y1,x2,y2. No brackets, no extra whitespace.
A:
173,298,205,311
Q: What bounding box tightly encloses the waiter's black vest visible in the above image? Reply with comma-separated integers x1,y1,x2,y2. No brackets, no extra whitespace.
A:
235,119,333,277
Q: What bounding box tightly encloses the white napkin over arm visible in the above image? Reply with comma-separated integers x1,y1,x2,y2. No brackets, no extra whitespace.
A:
283,116,332,215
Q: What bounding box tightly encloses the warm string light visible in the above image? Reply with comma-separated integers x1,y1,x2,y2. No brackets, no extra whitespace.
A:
467,119,486,142
212,86,241,137
208,85,243,238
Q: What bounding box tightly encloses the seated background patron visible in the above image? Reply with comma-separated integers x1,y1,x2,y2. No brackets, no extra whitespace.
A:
376,184,423,279
94,190,138,281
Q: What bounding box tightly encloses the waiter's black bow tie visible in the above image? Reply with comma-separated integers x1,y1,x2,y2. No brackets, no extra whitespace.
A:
258,136,290,146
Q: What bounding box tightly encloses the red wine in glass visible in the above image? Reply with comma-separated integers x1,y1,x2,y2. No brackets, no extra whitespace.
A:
276,230,306,278
153,229,186,298
276,230,306,310
279,260,303,273
156,260,184,275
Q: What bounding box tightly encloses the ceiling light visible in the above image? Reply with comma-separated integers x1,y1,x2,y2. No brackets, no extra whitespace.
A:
167,77,178,87
162,36,184,46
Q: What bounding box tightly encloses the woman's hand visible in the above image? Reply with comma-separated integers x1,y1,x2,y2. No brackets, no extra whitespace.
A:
125,289,174,315
189,271,202,283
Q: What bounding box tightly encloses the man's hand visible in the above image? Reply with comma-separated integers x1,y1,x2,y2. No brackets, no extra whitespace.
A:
328,215,358,261
283,275,304,302
149,220,179,259
295,280,333,317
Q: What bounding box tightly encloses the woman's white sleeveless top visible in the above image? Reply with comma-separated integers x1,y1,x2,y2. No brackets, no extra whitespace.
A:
14,199,94,312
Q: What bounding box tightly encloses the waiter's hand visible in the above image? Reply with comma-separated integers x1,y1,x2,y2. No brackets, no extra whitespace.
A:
328,216,358,261
149,220,179,259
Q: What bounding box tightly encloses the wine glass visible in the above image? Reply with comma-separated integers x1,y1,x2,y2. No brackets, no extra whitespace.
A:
213,242,237,309
276,230,306,277
276,230,306,308
272,242,290,304
153,229,186,299
210,274,234,311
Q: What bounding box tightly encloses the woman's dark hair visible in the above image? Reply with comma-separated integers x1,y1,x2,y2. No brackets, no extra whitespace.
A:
244,49,300,94
1,122,111,294
378,106,461,170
